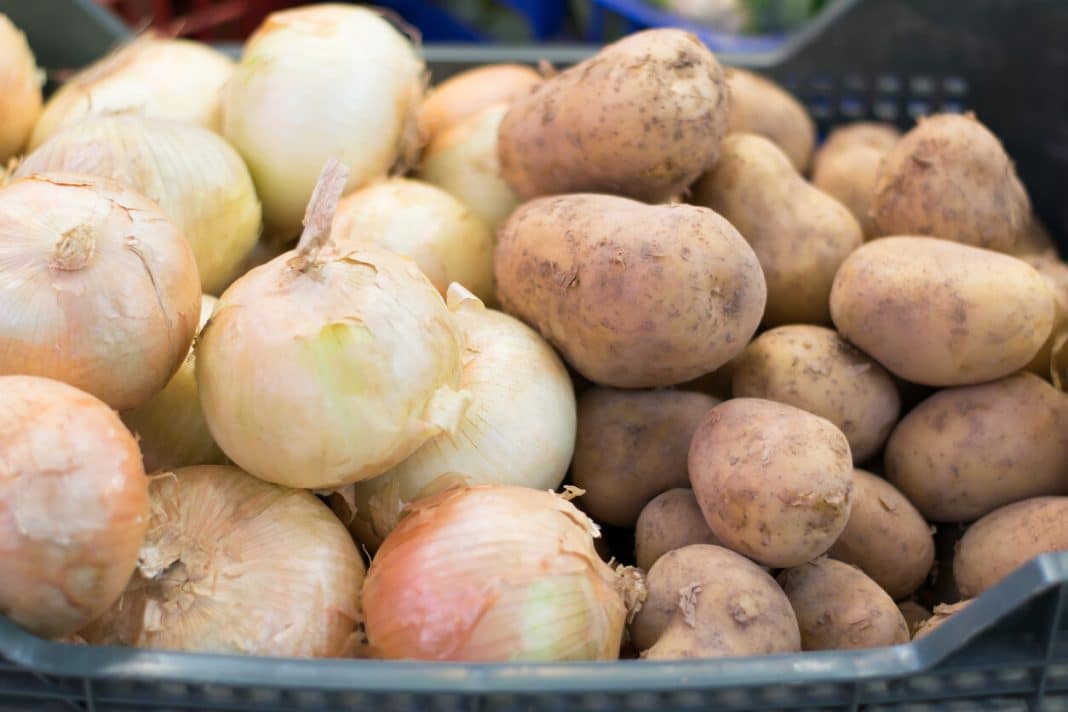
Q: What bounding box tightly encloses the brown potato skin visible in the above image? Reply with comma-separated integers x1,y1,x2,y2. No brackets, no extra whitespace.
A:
954,497,1068,597
630,544,800,658
688,398,854,568
830,236,1055,387
498,29,729,203
778,558,909,650
572,390,719,528
494,194,766,387
731,325,900,463
634,488,718,570
725,68,815,172
692,133,863,326
885,373,1068,523
871,113,1030,253
811,122,900,239
826,469,934,600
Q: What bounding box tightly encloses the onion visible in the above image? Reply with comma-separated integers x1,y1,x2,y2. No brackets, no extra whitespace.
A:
0,173,201,410
351,284,576,548
418,102,520,234
197,160,469,489
17,116,262,294
363,485,643,661
29,36,234,151
80,465,365,657
0,14,42,161
221,4,425,241
331,178,495,303
419,64,541,145
0,375,149,638
121,295,224,473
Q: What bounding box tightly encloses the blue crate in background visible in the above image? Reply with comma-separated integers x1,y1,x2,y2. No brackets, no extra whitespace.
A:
373,0,570,42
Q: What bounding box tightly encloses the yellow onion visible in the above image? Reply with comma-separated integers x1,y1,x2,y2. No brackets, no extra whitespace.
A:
221,4,425,240
122,295,224,473
29,36,233,151
351,284,576,548
0,173,200,410
80,465,365,657
331,178,494,303
0,14,42,161
197,160,469,489
364,485,643,661
17,116,262,294
418,64,541,145
0,375,149,638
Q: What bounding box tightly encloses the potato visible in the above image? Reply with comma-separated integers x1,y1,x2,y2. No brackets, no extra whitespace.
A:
725,68,815,172
954,497,1068,597
731,325,900,463
826,470,934,600
885,373,1068,523
498,29,729,203
830,236,1055,386
871,113,1030,253
688,398,854,568
418,64,540,143
778,558,909,650
494,194,766,387
811,122,900,239
634,488,718,570
630,544,800,658
692,133,863,326
897,601,931,638
1019,254,1068,376
912,600,970,640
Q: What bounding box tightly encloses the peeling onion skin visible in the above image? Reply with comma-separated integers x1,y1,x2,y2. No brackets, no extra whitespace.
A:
0,14,42,162
364,485,635,662
0,173,201,411
80,465,365,657
0,375,149,638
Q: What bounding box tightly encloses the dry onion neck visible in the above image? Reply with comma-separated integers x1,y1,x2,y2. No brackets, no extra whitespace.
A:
50,224,96,271
287,158,350,275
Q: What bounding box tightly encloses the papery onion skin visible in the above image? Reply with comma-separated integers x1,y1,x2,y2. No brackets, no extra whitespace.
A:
221,4,424,240
80,465,364,657
363,485,631,662
418,64,541,145
17,116,263,294
29,36,234,151
0,14,42,161
0,173,201,410
0,375,149,638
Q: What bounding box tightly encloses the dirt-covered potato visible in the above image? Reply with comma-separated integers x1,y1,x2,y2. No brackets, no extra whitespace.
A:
826,470,934,600
498,29,729,203
418,64,541,144
692,133,863,326
912,600,971,640
572,390,718,528
630,544,800,658
731,325,900,463
871,113,1030,252
897,601,931,638
494,194,766,388
778,558,909,650
688,398,854,568
830,236,1055,386
725,68,815,172
885,373,1068,523
634,488,718,570
811,122,900,239
955,497,1068,597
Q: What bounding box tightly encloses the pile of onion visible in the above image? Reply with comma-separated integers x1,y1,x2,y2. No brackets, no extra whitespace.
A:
0,173,201,410
0,375,149,638
418,63,541,145
0,13,42,161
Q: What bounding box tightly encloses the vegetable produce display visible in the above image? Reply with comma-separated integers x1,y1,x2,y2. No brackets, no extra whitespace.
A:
3,4,1068,670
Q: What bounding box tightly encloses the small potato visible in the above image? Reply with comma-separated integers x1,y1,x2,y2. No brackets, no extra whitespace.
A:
573,390,718,528
885,373,1068,523
830,236,1055,386
912,600,971,640
811,122,900,239
630,544,800,658
897,601,931,638
778,558,909,650
688,398,854,568
418,64,541,143
871,113,1030,253
634,488,718,570
499,29,729,203
725,68,815,172
494,194,766,388
692,133,863,326
954,497,1068,597
731,325,900,463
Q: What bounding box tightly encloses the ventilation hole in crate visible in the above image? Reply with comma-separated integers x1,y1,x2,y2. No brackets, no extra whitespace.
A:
840,96,867,119
809,75,835,94
873,100,900,122
948,670,992,691
667,691,707,709
290,689,329,709
875,74,902,93
909,76,936,96
993,666,1035,686
1047,662,1068,687
808,96,833,120
245,687,284,705
842,74,867,92
941,100,966,114
943,76,969,96
907,100,932,119
622,691,660,710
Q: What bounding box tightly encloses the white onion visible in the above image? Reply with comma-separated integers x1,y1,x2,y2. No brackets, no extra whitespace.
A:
418,64,540,144
0,14,42,161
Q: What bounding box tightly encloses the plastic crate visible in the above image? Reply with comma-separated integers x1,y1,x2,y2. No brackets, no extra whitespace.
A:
371,1,570,42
